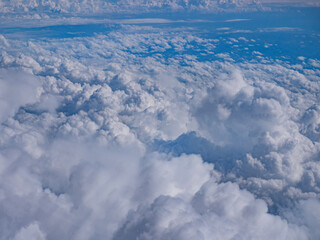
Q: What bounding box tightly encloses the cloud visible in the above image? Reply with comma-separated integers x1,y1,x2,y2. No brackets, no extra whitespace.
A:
282,198,320,239
0,69,41,123
115,180,308,240
193,65,319,208
0,15,319,240
0,135,313,240
258,27,301,33
260,0,320,7
12,223,46,240
0,133,209,239
0,0,261,15
0,0,319,17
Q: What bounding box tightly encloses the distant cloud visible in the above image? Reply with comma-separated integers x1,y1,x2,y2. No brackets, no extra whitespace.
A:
0,0,260,15
260,0,320,6
0,0,318,16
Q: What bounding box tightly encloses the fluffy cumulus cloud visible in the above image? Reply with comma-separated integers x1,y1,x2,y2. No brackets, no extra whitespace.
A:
114,180,308,240
0,136,312,240
0,13,319,240
0,0,318,16
194,64,320,210
260,0,320,7
0,0,319,17
0,135,209,239
0,0,260,14
0,70,40,122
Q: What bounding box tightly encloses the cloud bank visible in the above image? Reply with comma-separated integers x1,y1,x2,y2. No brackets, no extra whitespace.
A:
0,15,319,240
0,0,318,16
0,0,260,14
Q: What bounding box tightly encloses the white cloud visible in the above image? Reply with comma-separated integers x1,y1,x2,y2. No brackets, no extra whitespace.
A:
0,136,313,240
260,0,320,6
0,0,262,15
193,64,319,207
0,134,210,239
115,180,308,240
0,69,41,123
13,223,46,240
0,17,319,240
283,198,320,239
0,0,319,18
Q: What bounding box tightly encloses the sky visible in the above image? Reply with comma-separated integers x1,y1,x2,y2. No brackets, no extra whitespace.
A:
0,1,320,240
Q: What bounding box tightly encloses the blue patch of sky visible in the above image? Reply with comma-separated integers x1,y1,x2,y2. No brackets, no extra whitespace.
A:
1,7,319,63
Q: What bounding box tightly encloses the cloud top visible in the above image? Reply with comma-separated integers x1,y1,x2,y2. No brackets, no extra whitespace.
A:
0,11,319,240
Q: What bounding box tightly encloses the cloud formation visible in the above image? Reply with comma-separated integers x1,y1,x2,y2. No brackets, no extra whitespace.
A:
0,18,319,240
0,70,40,122
0,0,260,14
0,136,314,240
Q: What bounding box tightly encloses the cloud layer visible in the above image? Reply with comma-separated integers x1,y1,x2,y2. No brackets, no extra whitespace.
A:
0,17,319,240
0,0,318,16
0,0,260,14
